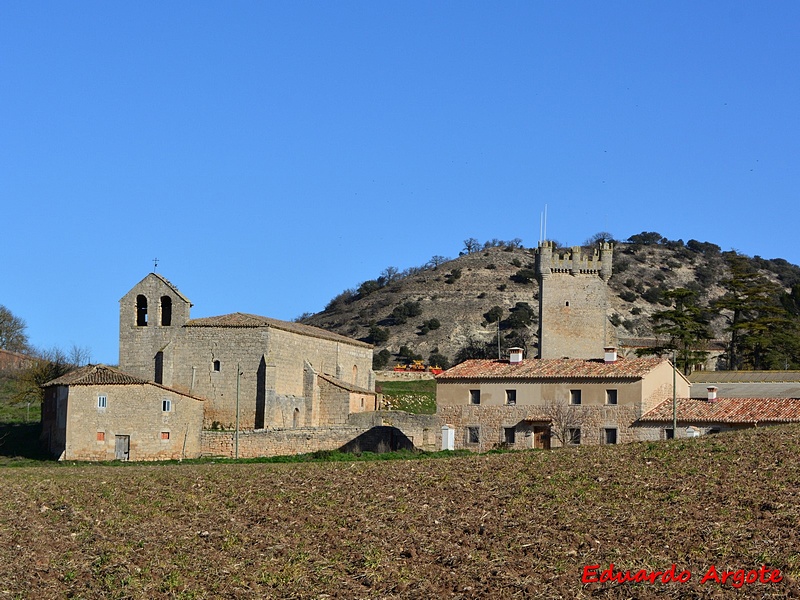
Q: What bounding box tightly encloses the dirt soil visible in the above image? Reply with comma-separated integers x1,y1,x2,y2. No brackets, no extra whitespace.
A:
1,424,799,599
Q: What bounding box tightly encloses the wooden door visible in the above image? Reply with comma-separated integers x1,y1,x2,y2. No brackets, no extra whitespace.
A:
115,435,130,461
533,426,551,450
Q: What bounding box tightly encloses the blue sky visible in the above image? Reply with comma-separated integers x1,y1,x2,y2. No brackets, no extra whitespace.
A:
2,1,799,364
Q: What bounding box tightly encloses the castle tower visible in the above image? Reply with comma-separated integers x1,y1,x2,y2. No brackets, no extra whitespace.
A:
535,241,615,359
119,273,192,386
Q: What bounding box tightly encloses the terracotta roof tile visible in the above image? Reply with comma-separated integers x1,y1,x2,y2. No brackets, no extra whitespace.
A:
42,365,205,401
688,370,800,384
436,357,665,380
43,365,151,387
639,396,800,424
318,373,375,395
184,313,371,348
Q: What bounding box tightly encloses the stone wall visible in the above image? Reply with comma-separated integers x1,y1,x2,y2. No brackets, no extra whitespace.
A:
535,242,615,360
50,383,204,461
119,274,375,430
201,411,440,457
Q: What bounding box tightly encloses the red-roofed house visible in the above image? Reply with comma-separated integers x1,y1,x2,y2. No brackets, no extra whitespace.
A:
436,348,691,451
638,387,800,436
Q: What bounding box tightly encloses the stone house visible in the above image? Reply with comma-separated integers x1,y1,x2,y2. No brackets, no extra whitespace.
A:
638,385,800,436
40,364,205,461
119,273,376,430
436,347,691,451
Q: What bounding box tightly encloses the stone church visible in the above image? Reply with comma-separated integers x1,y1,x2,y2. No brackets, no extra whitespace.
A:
119,273,376,430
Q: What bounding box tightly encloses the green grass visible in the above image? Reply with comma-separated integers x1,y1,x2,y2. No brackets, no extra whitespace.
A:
377,378,436,414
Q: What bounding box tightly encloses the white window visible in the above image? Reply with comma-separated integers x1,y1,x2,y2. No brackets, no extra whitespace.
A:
162,398,172,412
97,395,107,410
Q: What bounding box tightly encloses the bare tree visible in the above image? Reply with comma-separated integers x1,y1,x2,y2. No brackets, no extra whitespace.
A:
0,305,30,353
541,400,586,446
426,255,450,269
462,238,481,254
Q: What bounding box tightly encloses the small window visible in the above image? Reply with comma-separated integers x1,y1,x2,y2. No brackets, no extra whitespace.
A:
360,397,364,409
162,399,171,412
606,389,618,405
567,428,581,445
469,389,481,405
565,301,570,307
466,426,480,444
213,360,221,372
97,431,105,442
505,389,517,406
665,428,675,440
504,427,516,444
604,428,618,445
570,390,581,405
97,395,107,409
161,431,170,441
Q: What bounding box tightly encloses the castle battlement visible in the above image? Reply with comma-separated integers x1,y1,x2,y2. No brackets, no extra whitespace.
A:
535,241,613,282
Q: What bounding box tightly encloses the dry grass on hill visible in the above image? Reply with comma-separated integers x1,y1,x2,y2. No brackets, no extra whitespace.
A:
1,425,799,599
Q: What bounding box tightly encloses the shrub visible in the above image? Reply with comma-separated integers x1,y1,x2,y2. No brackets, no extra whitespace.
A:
497,284,507,292
609,314,623,327
501,302,536,330
428,352,450,370
619,291,636,302
484,306,504,323
486,263,497,270
511,268,537,284
445,268,462,284
511,258,522,268
373,349,392,370
366,325,390,344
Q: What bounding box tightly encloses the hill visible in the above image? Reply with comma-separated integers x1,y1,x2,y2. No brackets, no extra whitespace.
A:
1,424,798,598
302,234,800,370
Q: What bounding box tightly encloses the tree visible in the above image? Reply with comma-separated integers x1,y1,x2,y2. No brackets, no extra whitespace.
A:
373,348,392,370
541,400,586,447
712,254,788,370
427,255,450,269
483,306,504,324
626,231,664,246
0,305,29,353
584,231,615,246
462,238,481,254
637,288,711,375
453,337,496,364
15,345,91,405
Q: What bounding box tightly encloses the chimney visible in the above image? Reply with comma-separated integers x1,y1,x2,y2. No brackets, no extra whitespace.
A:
604,346,617,364
509,347,524,364
707,386,718,402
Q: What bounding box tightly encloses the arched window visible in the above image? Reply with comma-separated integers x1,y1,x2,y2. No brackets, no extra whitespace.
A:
293,407,300,428
160,296,172,326
136,295,148,326
352,364,358,385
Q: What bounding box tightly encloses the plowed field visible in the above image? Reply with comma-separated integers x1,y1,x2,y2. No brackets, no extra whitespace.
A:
1,424,799,599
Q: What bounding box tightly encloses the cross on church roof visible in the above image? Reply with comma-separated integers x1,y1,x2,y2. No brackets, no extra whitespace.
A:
153,257,159,272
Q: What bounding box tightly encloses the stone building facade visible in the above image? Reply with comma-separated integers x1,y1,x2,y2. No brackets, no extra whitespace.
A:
119,274,376,430
40,365,205,461
535,241,615,359
436,348,690,452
